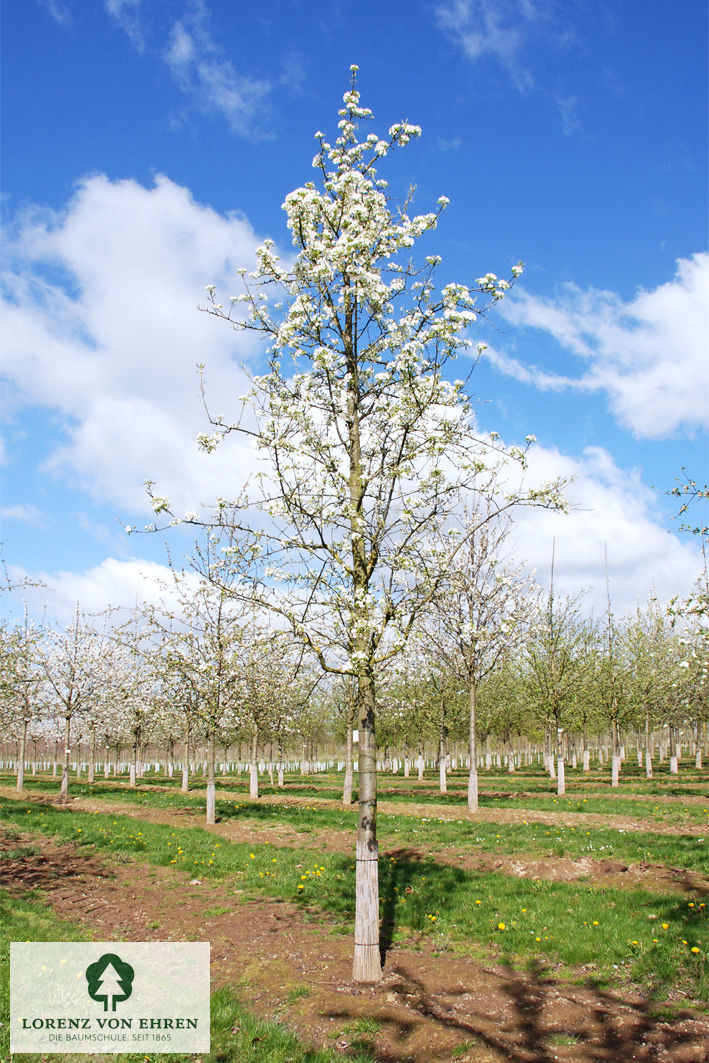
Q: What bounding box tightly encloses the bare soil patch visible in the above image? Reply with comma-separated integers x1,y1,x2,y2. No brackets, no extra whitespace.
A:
2,825,708,1063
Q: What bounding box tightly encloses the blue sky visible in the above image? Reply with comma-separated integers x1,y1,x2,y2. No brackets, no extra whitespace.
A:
2,0,707,621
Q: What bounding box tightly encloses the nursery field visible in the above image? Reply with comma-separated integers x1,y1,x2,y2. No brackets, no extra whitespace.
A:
2,761,708,1063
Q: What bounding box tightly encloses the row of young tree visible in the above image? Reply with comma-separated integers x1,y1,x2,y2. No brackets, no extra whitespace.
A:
3,566,706,804
3,72,706,983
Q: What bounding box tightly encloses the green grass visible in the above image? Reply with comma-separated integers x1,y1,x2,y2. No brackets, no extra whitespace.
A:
548,1032,581,1046
8,762,709,829
285,985,311,1004
2,796,707,1001
0,889,374,1063
5,780,706,870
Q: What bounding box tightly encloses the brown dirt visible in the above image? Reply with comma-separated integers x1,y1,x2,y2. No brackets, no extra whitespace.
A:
6,787,707,898
2,825,708,1063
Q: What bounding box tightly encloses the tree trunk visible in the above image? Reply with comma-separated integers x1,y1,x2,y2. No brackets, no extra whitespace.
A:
669,725,679,775
611,718,621,787
438,699,448,795
206,725,216,825
544,726,554,778
467,678,479,812
181,717,190,793
129,735,138,788
17,720,28,792
343,698,355,805
277,737,285,788
556,740,565,796
644,707,653,779
249,723,259,799
88,728,96,784
60,714,71,803
352,671,382,984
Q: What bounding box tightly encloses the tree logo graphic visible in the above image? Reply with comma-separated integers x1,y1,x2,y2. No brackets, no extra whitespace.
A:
85,953,135,1011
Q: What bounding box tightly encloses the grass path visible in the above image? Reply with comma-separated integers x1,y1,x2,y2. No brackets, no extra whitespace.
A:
3,823,709,1063
3,792,707,1004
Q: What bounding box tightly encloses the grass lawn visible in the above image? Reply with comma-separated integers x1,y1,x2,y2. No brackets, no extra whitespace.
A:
2,792,706,1002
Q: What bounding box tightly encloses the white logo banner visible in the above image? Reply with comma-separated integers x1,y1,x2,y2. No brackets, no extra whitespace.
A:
11,942,210,1053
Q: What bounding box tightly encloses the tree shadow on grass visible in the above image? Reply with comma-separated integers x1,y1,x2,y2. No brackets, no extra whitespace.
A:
378,847,471,968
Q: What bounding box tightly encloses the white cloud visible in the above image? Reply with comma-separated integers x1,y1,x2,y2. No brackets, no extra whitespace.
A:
37,0,72,27
488,253,709,438
435,0,560,91
7,557,192,626
164,1,270,135
104,0,144,51
557,95,582,137
10,444,702,625
1,173,272,515
2,176,702,632
1,505,43,525
101,0,270,135
437,136,463,152
508,444,703,617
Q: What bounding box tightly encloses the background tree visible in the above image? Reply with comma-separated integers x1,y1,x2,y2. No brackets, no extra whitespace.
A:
146,554,251,824
625,598,676,778
0,608,46,791
39,609,110,802
427,507,538,808
591,560,637,787
524,574,592,795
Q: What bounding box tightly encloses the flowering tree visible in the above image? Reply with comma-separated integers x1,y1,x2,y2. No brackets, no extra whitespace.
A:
151,70,562,982
145,559,250,824
427,508,539,808
625,599,676,778
524,580,592,794
234,625,301,799
39,609,110,802
0,608,46,791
